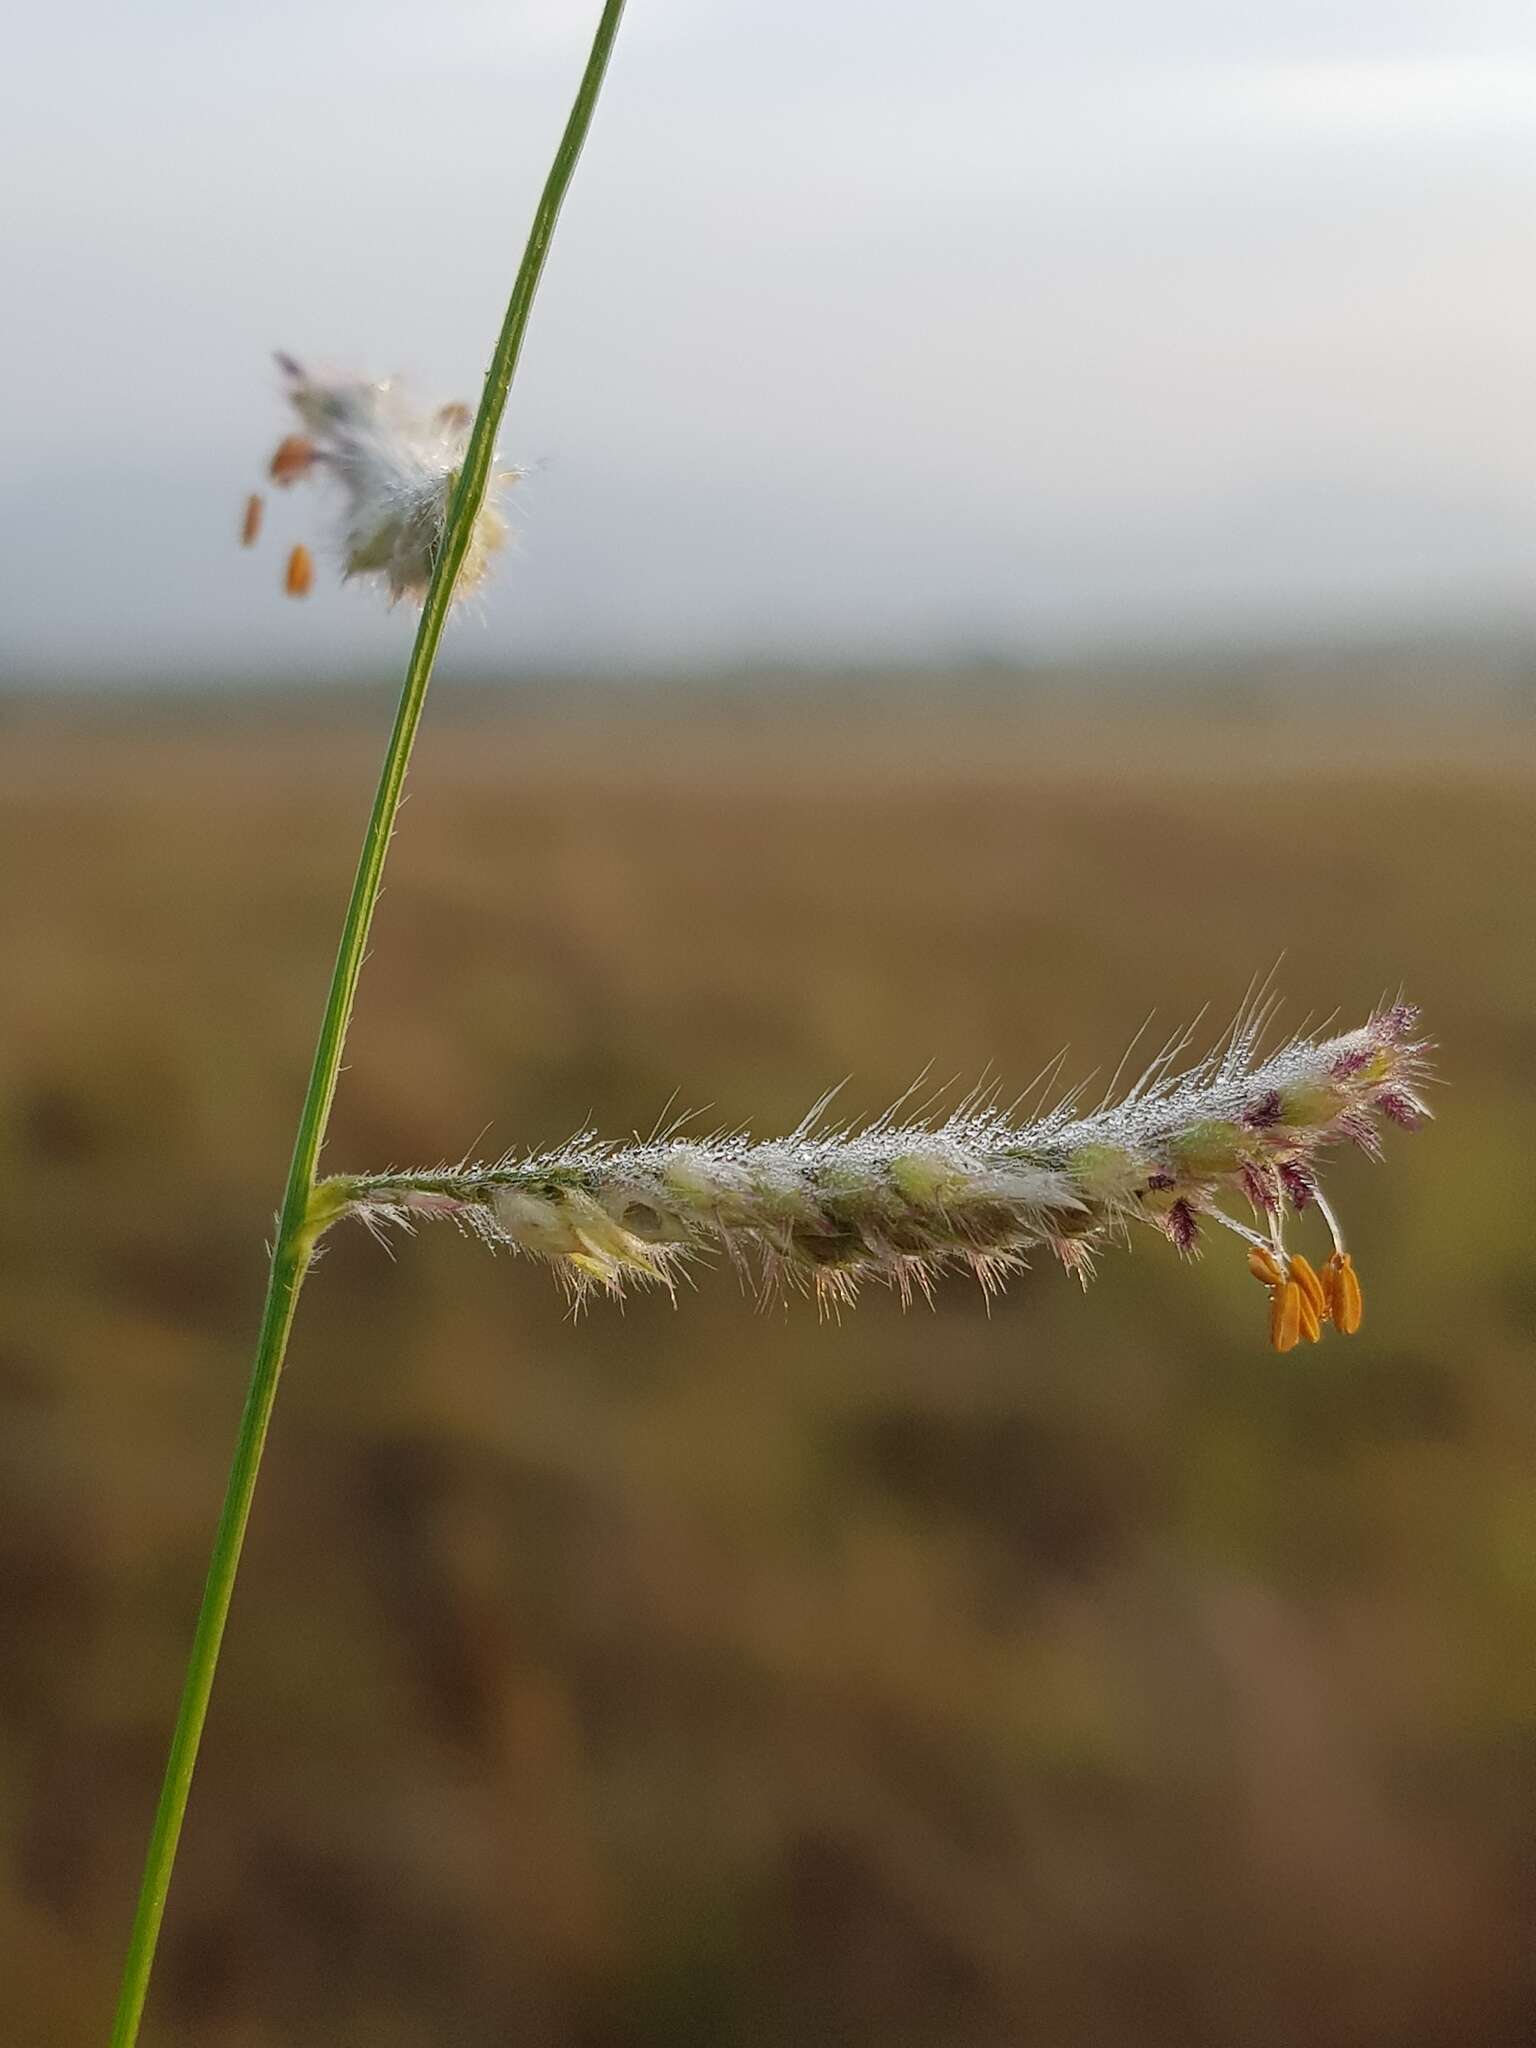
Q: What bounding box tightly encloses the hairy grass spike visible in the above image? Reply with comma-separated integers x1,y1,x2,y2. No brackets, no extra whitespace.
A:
330,1002,1430,1322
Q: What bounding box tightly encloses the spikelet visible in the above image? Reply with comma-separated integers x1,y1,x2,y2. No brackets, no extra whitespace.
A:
248,355,515,603
325,999,1430,1336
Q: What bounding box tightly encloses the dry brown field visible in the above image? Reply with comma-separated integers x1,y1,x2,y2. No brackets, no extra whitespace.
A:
2,680,1533,2045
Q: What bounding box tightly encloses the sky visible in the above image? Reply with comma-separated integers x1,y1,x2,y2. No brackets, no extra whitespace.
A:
2,0,1535,682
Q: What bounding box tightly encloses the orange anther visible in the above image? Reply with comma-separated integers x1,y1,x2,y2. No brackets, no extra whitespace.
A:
1287,1252,1327,1322
284,543,314,598
1269,1280,1302,1354
1247,1245,1284,1287
1325,1252,1362,1335
269,434,317,485
240,492,263,547
1294,1285,1322,1344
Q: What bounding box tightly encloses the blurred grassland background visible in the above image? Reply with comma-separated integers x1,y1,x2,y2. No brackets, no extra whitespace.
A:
1,667,1534,2045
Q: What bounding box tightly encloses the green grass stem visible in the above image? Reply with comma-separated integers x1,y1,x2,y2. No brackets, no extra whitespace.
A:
106,6,628,2039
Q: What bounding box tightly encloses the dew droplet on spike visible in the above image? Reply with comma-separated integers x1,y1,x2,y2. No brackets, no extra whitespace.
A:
240,493,263,547
285,544,314,598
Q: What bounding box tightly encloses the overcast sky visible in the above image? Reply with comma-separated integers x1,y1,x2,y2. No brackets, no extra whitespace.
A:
3,0,1535,682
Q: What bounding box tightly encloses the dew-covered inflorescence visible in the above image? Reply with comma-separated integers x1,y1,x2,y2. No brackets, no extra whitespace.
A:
245,355,515,602
326,1000,1430,1345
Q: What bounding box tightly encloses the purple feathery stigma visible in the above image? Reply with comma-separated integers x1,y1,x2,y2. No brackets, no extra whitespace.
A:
1278,1161,1315,1211
1240,1161,1279,1214
1374,1003,1422,1044
1374,1089,1423,1131
1145,1171,1177,1192
1330,1046,1371,1079
1165,1198,1199,1252
1336,1108,1384,1158
1243,1089,1284,1129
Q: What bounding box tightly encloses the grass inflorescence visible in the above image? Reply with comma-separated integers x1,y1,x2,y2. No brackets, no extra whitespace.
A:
330,1000,1430,1336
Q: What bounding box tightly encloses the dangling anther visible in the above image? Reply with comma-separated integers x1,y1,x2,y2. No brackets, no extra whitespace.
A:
1324,1251,1363,1335
1293,1278,1322,1344
1269,1280,1303,1354
1247,1245,1284,1287
1288,1252,1327,1326
269,434,318,486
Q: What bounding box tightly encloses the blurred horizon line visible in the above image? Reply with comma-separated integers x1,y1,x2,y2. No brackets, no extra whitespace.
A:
5,616,1536,707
